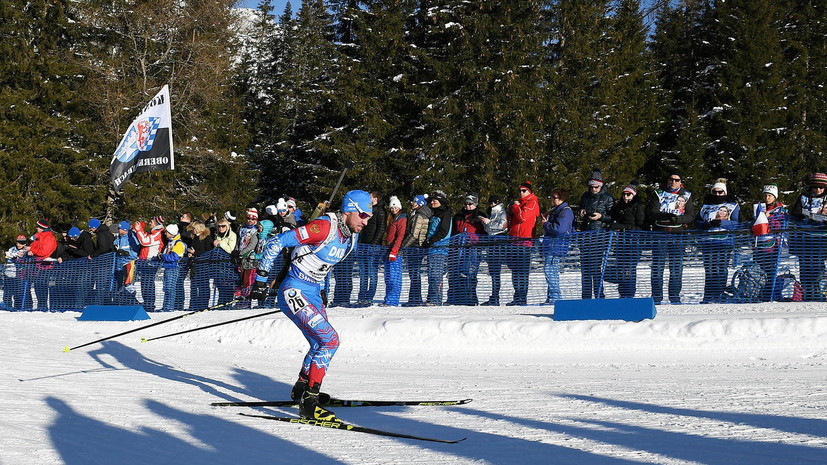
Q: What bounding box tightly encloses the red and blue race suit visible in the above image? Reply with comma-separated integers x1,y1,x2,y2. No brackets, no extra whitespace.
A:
256,213,358,388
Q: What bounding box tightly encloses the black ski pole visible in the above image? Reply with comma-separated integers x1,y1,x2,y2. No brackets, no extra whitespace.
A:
308,160,355,222
63,298,243,352
140,308,282,344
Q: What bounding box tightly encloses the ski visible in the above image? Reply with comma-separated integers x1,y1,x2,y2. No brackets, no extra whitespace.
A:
212,398,473,408
238,413,466,443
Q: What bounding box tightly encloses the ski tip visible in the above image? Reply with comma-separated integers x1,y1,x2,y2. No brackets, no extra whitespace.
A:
459,398,473,405
63,346,70,353
140,338,147,343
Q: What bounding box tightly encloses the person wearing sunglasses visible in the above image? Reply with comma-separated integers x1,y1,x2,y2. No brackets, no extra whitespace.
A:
506,181,540,305
446,193,486,306
577,169,615,300
790,172,827,301
424,190,453,306
648,168,695,304
608,181,646,298
250,190,372,423
695,178,741,303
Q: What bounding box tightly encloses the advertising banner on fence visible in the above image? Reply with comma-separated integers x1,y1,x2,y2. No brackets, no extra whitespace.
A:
110,85,174,191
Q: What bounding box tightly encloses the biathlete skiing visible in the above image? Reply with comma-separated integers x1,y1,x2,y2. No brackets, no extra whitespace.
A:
249,190,372,422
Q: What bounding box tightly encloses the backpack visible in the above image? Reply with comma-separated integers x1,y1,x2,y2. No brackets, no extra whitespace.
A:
732,262,766,301
772,273,803,302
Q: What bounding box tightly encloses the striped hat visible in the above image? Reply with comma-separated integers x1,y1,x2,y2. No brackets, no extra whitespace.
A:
153,215,165,226
810,172,827,188
37,219,49,229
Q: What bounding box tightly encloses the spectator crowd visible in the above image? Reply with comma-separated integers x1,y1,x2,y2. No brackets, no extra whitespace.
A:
4,170,827,312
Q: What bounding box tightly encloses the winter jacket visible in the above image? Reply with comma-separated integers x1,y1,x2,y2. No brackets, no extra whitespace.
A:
425,204,453,251
385,213,408,255
161,234,185,268
189,233,214,258
214,228,237,254
542,202,575,256
791,190,827,226
67,231,95,259
135,225,164,260
359,200,387,245
273,213,297,234
90,226,115,258
508,192,540,239
484,203,508,236
648,185,695,232
257,219,274,258
29,230,57,259
236,223,260,258
610,197,646,231
753,202,787,253
453,208,486,236
114,232,140,268
401,205,432,248
578,189,614,231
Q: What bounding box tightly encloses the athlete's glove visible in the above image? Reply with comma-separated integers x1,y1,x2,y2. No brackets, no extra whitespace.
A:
388,248,398,262
250,280,269,301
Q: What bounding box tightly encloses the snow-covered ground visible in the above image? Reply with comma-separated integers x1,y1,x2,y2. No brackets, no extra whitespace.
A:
1,301,825,464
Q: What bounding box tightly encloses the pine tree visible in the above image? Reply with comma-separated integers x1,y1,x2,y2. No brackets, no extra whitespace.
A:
544,0,618,199
704,0,790,199
256,0,343,205
778,0,827,189
0,0,105,240
75,0,254,221
413,0,547,205
648,0,716,194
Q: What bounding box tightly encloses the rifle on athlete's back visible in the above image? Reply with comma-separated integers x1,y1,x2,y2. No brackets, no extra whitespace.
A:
308,160,354,222
263,160,355,303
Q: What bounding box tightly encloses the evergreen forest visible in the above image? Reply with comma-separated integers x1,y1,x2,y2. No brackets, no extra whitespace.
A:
0,0,824,241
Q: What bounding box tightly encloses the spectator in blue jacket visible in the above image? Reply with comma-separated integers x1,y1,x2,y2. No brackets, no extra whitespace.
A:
113,221,140,305
541,188,575,304
161,224,186,311
425,190,452,306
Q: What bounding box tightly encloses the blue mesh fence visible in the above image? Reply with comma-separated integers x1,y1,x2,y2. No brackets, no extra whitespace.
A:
3,226,826,311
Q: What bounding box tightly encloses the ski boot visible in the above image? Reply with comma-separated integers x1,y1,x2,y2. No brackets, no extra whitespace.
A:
299,387,339,422
291,376,331,404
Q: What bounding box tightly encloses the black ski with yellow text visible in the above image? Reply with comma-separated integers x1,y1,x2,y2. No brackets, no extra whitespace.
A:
238,412,466,443
212,398,473,408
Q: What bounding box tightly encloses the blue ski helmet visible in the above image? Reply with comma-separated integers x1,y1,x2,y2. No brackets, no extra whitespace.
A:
341,190,373,215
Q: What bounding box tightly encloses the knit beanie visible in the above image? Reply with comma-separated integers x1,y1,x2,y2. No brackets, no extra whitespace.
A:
413,194,428,207
36,219,49,229
464,194,479,206
388,196,402,210
762,184,779,200
711,178,728,195
588,169,604,187
519,181,533,193
622,181,639,196
810,172,827,188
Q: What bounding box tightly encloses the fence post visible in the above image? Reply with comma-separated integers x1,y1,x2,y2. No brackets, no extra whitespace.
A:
596,230,615,298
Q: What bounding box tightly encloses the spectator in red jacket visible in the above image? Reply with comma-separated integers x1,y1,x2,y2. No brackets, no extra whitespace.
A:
27,219,57,259
133,216,165,312
26,220,57,309
382,196,407,306
507,181,540,305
